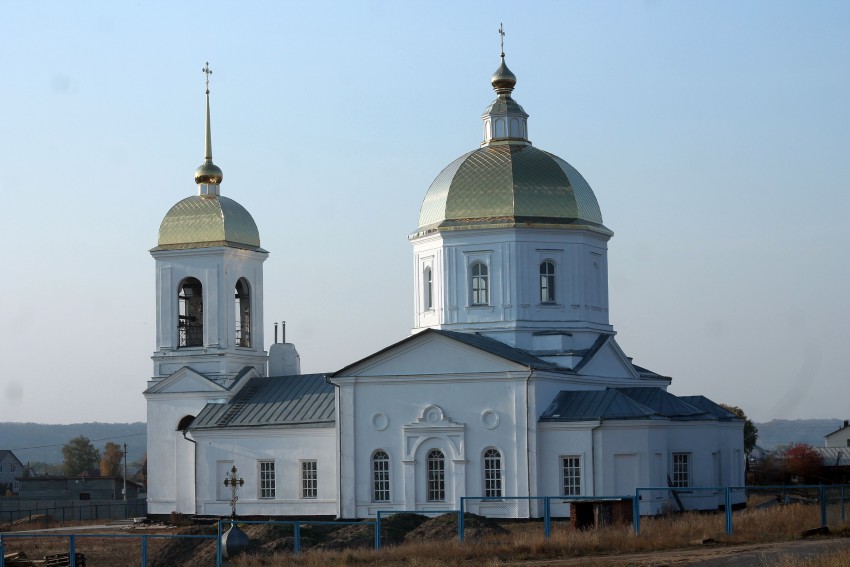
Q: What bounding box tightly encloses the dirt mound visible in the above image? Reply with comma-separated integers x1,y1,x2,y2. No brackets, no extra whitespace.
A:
146,525,218,567
405,512,507,542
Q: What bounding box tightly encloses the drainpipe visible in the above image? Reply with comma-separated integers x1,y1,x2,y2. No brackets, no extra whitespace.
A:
525,367,534,516
182,431,198,515
325,374,342,519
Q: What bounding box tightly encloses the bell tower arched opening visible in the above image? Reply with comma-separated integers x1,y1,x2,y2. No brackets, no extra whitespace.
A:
178,278,204,347
235,277,251,347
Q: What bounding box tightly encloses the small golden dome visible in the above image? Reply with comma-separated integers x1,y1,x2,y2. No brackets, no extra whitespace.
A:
194,160,223,185
491,57,517,94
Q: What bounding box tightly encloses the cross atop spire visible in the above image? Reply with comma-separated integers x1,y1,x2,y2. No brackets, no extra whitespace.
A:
202,62,213,94
499,23,505,58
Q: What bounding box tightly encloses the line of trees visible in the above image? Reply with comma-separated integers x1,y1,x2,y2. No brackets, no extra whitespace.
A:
60,436,126,477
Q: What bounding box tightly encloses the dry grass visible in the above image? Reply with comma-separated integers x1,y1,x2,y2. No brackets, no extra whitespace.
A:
772,546,850,567
226,503,850,567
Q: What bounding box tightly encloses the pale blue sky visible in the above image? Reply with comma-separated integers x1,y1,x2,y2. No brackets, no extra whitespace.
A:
1,1,847,424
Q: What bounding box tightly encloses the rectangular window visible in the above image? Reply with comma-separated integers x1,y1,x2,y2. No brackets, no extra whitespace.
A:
562,456,581,496
427,450,445,502
259,461,275,499
672,452,690,487
301,460,317,499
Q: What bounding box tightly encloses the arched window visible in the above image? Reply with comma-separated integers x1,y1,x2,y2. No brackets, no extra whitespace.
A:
176,415,195,432
483,448,502,498
372,451,390,502
427,449,445,501
470,262,489,306
178,278,203,347
540,261,555,303
424,267,433,311
234,278,251,347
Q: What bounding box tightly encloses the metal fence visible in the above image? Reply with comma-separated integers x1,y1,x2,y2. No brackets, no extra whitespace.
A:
216,518,376,557
0,532,216,567
0,499,146,528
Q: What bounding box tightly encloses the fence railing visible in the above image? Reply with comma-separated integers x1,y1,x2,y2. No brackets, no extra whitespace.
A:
1,484,846,565
0,532,216,567
0,499,146,528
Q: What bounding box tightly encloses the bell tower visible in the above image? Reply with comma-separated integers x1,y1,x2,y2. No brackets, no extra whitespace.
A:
149,62,268,383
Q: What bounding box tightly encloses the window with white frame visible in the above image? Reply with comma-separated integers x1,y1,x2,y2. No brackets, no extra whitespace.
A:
483,448,502,498
259,461,275,499
562,456,581,496
671,453,690,487
301,460,317,499
540,261,555,303
470,262,489,305
423,267,433,311
372,451,390,502
427,449,445,501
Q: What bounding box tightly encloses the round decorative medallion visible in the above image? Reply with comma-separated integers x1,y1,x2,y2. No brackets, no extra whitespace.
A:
481,409,500,429
372,413,389,431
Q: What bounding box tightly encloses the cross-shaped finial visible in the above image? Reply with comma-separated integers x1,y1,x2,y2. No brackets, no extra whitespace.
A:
223,465,244,519
202,61,213,94
499,23,505,58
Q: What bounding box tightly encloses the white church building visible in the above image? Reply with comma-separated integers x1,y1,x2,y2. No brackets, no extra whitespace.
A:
145,53,745,520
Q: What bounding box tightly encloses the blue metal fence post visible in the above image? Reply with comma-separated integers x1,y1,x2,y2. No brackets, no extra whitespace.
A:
375,512,382,550
216,520,222,567
141,535,148,567
458,498,465,542
69,534,76,567
544,497,551,539
725,487,732,535
294,521,301,554
633,490,641,535
820,485,827,527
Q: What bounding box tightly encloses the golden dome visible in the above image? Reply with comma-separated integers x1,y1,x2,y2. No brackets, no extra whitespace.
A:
154,195,262,251
194,160,223,185
490,57,517,94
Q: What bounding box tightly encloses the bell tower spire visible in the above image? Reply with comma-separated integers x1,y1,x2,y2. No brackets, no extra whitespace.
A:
195,62,224,196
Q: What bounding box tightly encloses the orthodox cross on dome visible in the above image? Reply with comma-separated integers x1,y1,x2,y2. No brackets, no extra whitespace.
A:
499,23,505,58
223,465,245,519
202,61,213,94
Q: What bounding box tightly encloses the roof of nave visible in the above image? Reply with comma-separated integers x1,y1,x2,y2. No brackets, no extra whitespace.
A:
190,373,334,430
540,387,731,423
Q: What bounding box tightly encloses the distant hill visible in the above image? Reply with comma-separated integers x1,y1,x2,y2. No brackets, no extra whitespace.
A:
0,422,146,467
754,419,843,450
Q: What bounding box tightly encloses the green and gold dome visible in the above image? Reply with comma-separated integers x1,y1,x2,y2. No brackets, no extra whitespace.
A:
416,55,610,236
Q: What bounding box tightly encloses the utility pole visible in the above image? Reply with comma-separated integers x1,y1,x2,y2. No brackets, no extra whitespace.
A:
123,442,128,502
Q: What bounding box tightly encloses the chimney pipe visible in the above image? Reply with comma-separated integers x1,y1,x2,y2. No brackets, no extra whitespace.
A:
282,321,286,344
274,322,278,344
844,419,849,428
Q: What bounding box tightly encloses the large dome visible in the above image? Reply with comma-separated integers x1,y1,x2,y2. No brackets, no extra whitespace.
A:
417,144,609,234
154,194,262,251
416,55,610,236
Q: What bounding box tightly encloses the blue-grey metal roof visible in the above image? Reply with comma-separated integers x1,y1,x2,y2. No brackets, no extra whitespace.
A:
616,388,712,421
190,374,335,430
435,330,564,371
678,396,740,420
815,447,850,467
539,389,662,422
332,328,566,376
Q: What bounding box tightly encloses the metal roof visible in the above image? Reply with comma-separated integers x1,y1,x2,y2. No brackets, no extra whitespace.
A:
154,195,264,251
190,374,334,430
616,388,712,421
435,330,565,371
678,396,740,420
815,447,850,467
539,389,661,422
416,144,609,234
